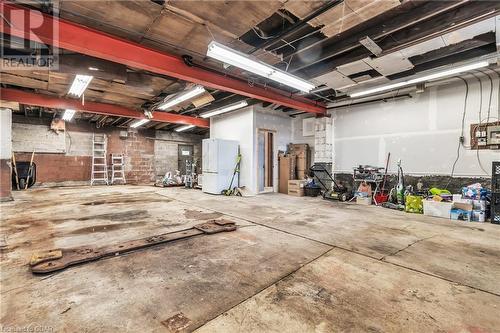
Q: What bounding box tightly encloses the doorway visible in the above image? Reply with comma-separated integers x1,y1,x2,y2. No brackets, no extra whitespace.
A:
178,145,194,175
257,130,274,193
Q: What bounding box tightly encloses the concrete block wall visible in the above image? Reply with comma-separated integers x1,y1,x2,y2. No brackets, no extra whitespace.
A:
153,131,204,181
107,129,155,184
12,123,66,153
8,117,204,187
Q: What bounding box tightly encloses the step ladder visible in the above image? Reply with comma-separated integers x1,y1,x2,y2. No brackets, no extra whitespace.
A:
111,154,126,185
91,133,109,186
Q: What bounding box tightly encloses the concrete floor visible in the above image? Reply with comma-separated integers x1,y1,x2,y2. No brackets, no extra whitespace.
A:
1,186,499,332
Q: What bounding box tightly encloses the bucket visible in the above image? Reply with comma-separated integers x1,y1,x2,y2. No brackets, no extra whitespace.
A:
374,193,389,205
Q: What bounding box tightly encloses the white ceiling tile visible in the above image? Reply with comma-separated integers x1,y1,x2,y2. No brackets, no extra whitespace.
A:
314,70,356,89
399,38,447,58
363,51,414,76
337,76,391,93
443,18,495,45
336,60,372,76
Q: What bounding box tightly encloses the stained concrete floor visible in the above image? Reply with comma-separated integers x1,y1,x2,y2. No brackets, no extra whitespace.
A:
1,185,499,332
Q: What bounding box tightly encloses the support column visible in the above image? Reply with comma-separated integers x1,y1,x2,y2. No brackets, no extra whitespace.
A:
0,108,13,201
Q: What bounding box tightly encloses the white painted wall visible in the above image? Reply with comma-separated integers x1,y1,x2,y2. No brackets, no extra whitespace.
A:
291,115,315,148
210,105,313,194
254,105,292,192
210,106,255,192
331,76,500,176
0,109,12,159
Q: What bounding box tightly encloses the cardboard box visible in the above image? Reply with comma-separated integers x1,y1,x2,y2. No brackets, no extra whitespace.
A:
288,144,310,179
452,202,473,211
288,180,307,189
451,209,471,222
423,200,453,219
279,154,296,194
288,188,304,197
356,197,372,205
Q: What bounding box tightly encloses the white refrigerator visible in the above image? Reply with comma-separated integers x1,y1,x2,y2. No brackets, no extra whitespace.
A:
202,138,239,194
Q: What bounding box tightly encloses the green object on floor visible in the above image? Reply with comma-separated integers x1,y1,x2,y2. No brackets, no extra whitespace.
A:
429,187,451,196
405,195,424,214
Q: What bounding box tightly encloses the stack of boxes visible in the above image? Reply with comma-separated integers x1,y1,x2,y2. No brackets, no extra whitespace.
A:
287,144,310,180
492,161,500,224
278,143,311,196
451,191,488,222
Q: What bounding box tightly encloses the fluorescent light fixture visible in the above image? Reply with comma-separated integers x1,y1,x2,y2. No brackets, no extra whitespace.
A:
349,60,490,98
175,125,195,132
88,67,99,71
130,119,150,128
157,86,206,111
68,74,93,97
207,41,315,93
62,109,76,121
200,100,248,118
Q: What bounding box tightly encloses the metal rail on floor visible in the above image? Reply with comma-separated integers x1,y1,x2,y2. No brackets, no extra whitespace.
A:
29,220,237,274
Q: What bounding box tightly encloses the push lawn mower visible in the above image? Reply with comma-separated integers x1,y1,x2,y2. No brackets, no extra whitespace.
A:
310,164,352,202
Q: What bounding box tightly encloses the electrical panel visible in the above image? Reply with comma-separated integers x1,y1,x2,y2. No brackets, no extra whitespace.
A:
470,121,500,150
487,125,500,145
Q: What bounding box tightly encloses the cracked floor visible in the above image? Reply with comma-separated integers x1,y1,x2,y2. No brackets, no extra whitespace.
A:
1,185,499,332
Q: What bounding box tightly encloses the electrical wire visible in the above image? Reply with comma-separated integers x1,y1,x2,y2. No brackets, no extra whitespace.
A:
491,69,499,121
470,72,489,176
251,27,280,40
477,69,494,123
446,76,469,188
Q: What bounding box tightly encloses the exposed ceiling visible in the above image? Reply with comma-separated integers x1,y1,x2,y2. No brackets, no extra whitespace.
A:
1,0,499,132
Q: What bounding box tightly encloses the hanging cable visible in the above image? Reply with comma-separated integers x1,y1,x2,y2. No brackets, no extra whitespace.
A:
492,69,499,120
477,69,494,123
470,72,489,176
446,77,469,188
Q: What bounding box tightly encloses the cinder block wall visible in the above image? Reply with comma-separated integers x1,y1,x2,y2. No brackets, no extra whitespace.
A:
10,116,203,187
154,131,204,181
108,129,156,184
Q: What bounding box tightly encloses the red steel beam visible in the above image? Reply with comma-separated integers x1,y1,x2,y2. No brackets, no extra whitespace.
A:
0,88,210,128
0,3,326,115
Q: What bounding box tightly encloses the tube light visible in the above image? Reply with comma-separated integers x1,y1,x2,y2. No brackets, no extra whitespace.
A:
200,100,248,118
130,119,150,128
157,86,206,111
68,75,93,97
62,109,76,121
207,41,315,93
349,60,490,98
175,125,195,132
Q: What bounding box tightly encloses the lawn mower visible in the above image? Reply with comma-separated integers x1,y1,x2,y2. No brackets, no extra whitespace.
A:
310,164,352,202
